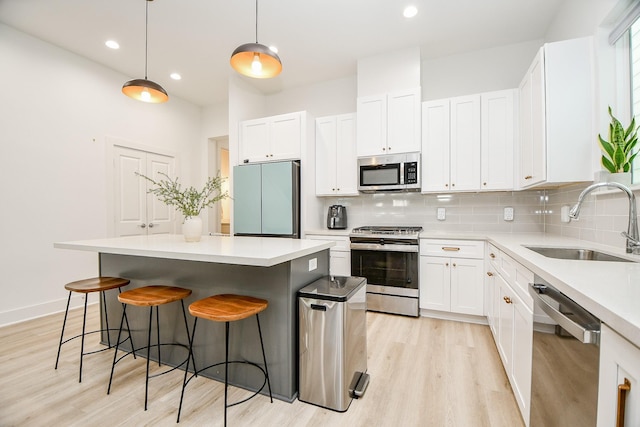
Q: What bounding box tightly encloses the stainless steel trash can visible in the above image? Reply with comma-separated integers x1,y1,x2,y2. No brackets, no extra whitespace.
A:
298,276,369,412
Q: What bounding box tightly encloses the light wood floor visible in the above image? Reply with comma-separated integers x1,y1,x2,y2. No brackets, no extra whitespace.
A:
0,306,524,426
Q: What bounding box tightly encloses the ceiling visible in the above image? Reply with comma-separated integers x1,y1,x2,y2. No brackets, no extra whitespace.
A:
0,0,563,107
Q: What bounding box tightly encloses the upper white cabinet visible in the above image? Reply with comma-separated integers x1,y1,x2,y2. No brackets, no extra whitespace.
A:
315,114,358,196
239,111,304,163
356,87,421,157
598,323,640,427
518,37,593,188
481,90,515,191
422,89,515,193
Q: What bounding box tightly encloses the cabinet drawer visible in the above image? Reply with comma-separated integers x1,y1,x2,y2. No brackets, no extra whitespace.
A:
487,243,500,269
306,234,350,251
420,239,484,259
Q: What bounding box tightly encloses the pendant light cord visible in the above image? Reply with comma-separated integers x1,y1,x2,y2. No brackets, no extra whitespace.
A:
144,0,149,79
255,0,258,43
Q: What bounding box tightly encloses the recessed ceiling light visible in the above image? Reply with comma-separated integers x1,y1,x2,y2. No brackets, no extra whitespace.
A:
269,45,278,54
105,40,120,49
170,73,182,80
403,6,418,18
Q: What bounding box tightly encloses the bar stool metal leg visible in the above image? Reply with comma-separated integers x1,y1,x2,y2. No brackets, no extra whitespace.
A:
224,321,230,427
145,306,154,411
78,294,89,383
55,291,73,371
255,313,273,402
177,317,198,423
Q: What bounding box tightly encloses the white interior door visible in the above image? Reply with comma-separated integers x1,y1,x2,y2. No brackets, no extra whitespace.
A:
113,146,175,237
145,153,173,234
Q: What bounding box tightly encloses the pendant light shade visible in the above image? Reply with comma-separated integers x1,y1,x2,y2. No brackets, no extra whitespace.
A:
230,0,282,78
231,43,282,78
122,78,168,103
123,0,168,103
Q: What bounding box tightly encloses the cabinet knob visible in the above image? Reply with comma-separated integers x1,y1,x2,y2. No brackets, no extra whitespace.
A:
445,262,449,267
452,183,456,187
148,223,154,228
503,296,512,304
486,272,494,277
483,182,487,186
445,184,449,188
452,263,457,267
140,223,146,228
382,147,386,151
490,253,496,259
336,188,340,191
524,175,533,180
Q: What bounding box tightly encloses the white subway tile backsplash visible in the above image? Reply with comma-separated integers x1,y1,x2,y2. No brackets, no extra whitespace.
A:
317,182,637,249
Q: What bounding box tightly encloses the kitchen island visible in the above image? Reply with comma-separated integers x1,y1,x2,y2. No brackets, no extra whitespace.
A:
54,234,334,402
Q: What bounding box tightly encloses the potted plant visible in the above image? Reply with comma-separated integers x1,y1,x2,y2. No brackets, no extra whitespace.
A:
598,106,639,185
137,172,228,242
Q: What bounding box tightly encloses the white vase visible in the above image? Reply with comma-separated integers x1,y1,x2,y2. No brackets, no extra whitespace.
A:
182,216,202,242
609,172,632,187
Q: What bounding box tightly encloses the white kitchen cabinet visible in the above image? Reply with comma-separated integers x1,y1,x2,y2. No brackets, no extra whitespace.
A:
421,99,450,192
239,111,303,163
486,245,533,425
450,95,481,191
305,234,351,277
422,96,480,191
422,90,514,193
419,239,484,316
315,114,358,196
481,90,515,191
356,87,421,157
518,37,593,188
598,323,640,427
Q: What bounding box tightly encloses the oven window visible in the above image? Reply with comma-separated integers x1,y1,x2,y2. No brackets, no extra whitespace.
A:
360,165,400,186
351,250,418,289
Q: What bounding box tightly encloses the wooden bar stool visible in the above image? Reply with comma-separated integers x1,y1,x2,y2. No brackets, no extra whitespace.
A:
55,276,133,383
177,294,273,425
107,285,194,410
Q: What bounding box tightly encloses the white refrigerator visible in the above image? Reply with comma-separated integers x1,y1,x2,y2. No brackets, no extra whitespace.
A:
233,161,300,238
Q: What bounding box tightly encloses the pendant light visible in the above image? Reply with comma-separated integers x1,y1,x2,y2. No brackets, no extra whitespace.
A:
230,0,282,78
122,0,168,103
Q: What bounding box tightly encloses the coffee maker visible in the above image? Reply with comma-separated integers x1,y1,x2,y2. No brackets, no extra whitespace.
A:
327,205,347,229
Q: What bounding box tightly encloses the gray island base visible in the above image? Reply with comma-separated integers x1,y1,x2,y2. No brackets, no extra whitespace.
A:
54,235,333,402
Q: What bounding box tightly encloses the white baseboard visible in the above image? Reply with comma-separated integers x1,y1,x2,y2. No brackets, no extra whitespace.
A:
0,293,99,328
420,309,489,325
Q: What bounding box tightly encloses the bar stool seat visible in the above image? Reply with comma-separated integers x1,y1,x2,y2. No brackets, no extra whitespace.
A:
177,294,273,425
55,276,132,383
108,285,194,411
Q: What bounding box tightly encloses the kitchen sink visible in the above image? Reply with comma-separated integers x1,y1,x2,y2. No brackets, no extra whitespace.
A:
524,246,636,263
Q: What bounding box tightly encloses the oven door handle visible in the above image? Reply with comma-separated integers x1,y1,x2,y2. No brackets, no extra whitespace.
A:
350,242,419,252
528,283,600,345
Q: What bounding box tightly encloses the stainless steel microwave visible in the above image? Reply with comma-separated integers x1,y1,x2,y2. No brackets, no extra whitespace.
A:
357,152,420,192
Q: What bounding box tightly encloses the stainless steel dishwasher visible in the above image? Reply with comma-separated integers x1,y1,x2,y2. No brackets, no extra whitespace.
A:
529,281,600,427
298,276,369,412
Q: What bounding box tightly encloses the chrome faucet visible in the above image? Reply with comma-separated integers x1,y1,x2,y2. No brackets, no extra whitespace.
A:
569,181,640,254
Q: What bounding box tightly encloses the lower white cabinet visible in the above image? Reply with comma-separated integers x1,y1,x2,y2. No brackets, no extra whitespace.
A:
419,239,484,316
305,234,350,277
487,245,533,425
598,323,640,427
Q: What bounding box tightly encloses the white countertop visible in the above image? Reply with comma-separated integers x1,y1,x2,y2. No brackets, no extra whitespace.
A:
54,234,334,267
305,229,351,236
424,232,640,348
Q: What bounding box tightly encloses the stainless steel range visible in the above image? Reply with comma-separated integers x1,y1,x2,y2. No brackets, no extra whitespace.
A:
350,226,422,317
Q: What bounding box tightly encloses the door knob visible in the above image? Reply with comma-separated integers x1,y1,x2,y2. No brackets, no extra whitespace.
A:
140,223,146,228
148,223,154,228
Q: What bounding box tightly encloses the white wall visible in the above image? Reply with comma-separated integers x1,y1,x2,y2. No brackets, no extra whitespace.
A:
263,76,357,118
421,40,543,100
545,0,619,43
0,24,202,326
357,47,421,96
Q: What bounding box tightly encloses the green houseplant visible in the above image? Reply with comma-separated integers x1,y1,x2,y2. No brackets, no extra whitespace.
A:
599,106,639,180
136,172,228,241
